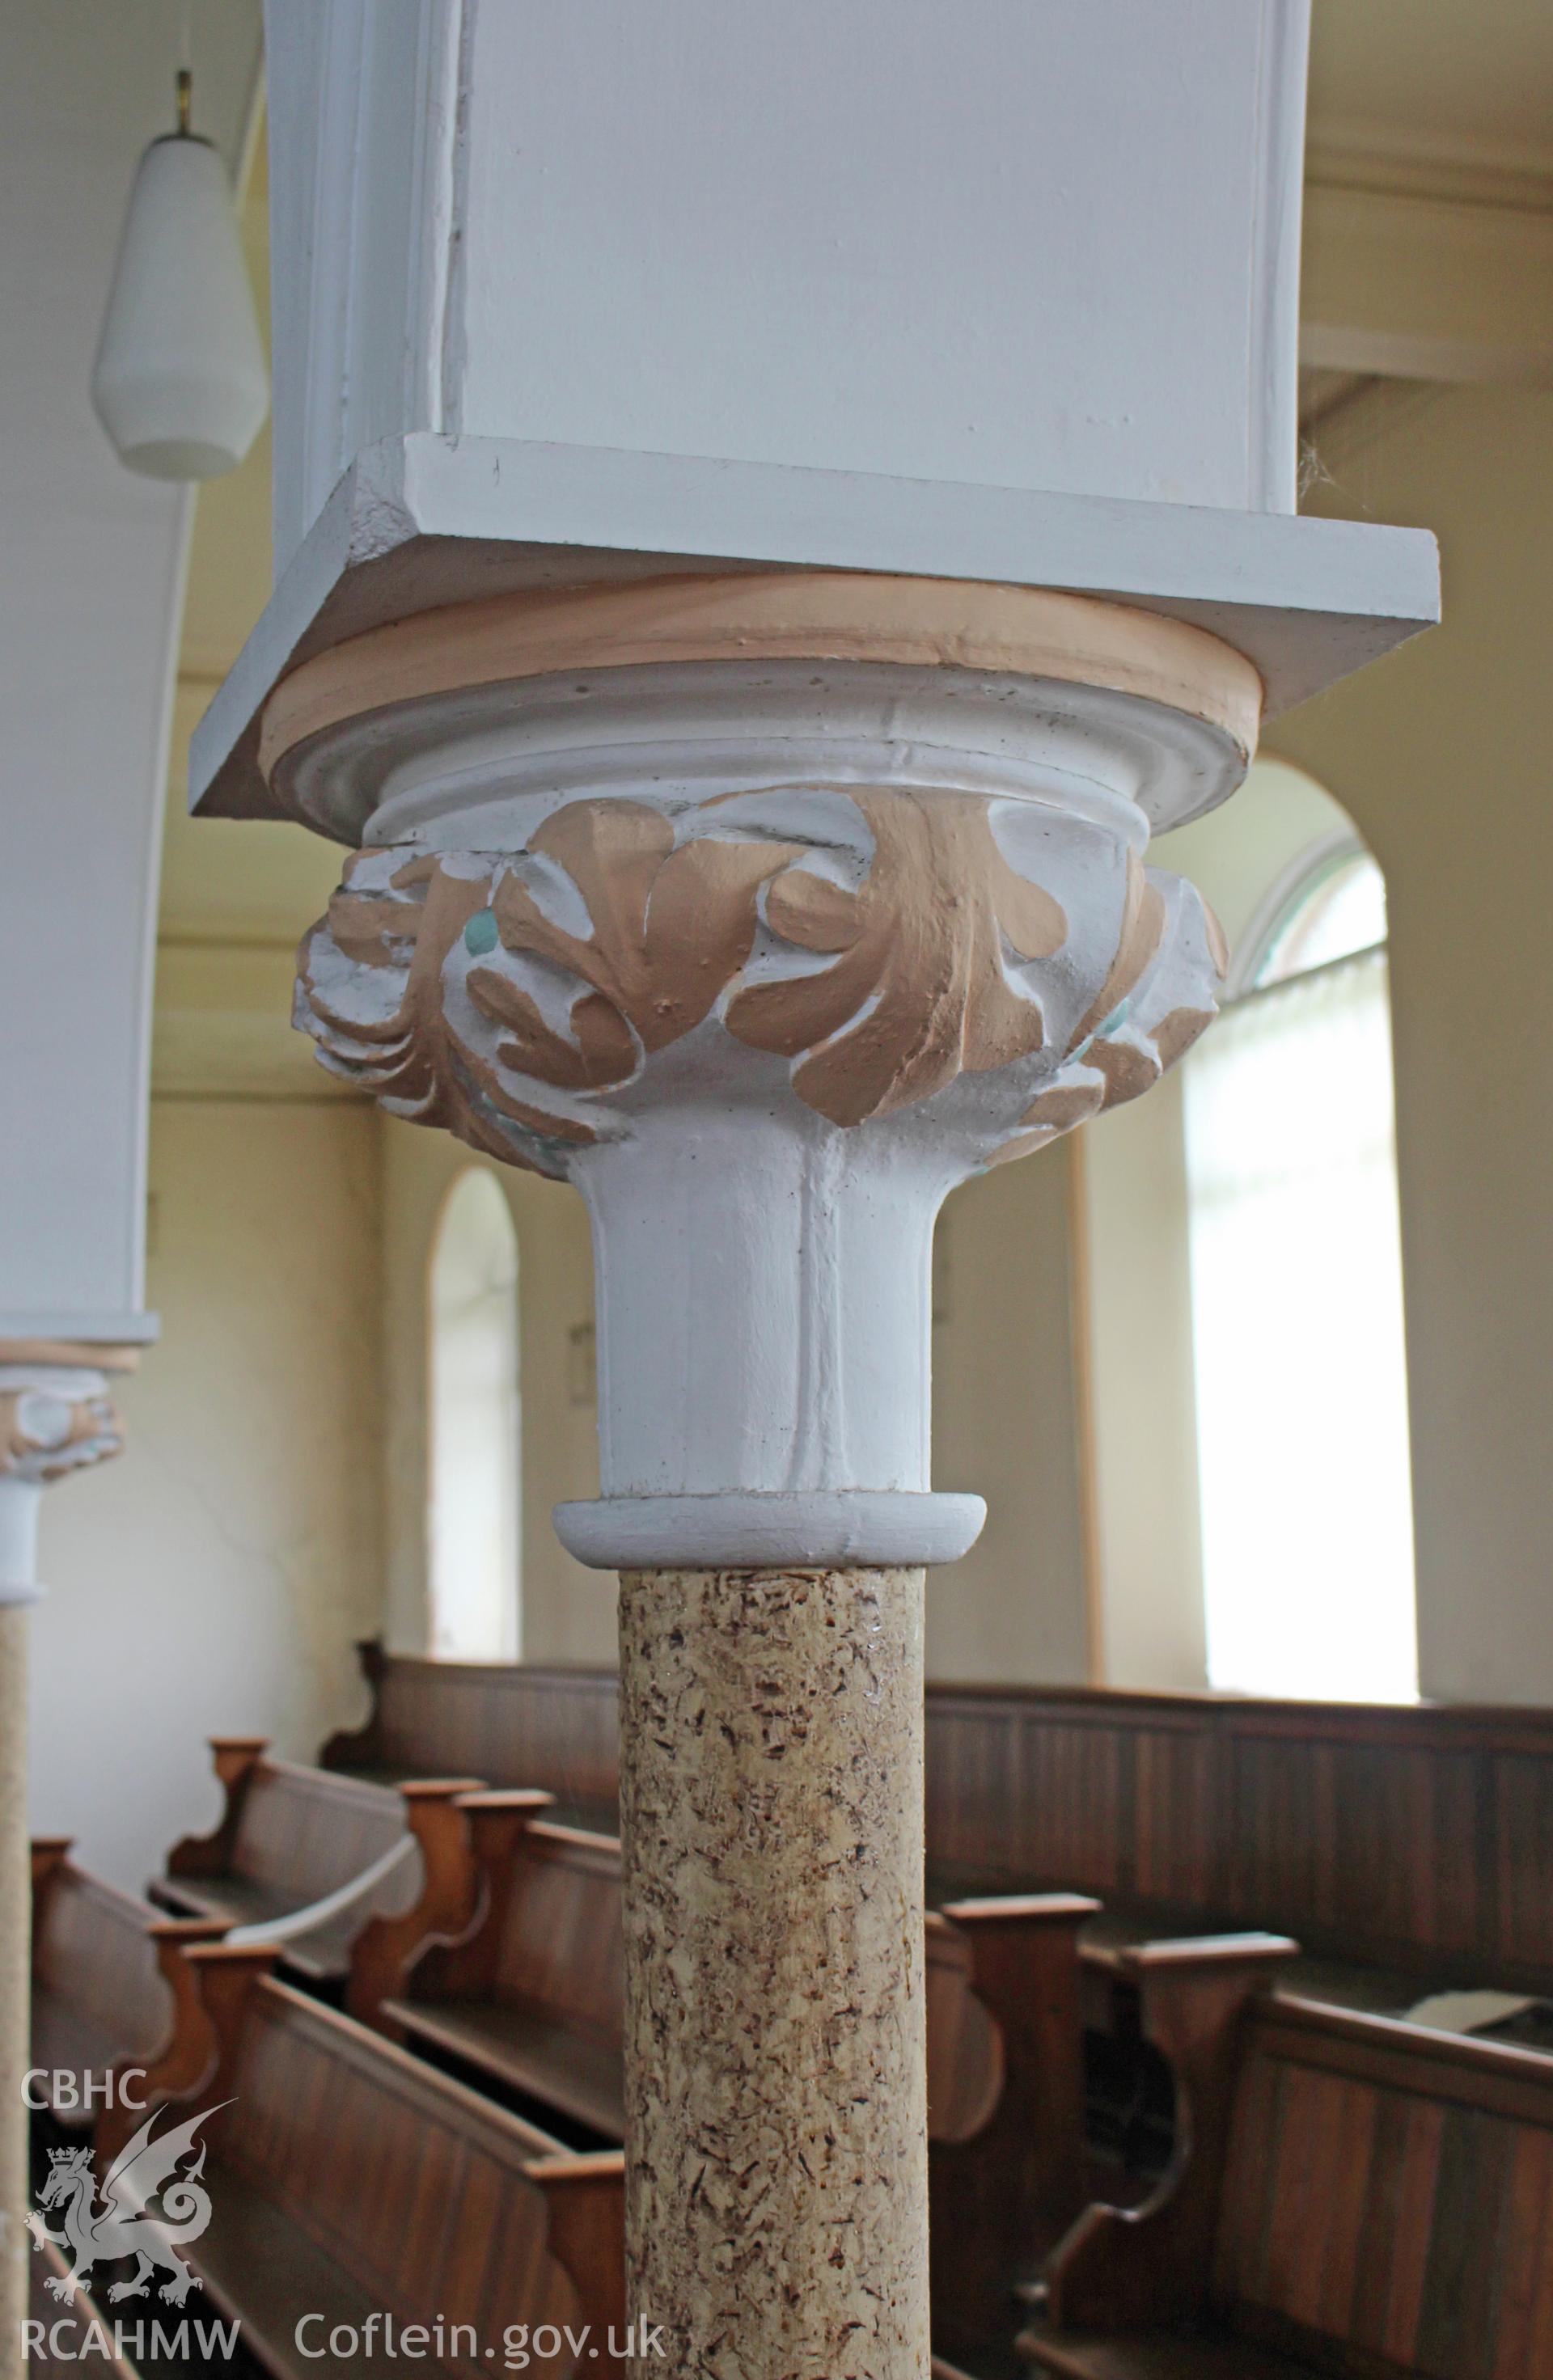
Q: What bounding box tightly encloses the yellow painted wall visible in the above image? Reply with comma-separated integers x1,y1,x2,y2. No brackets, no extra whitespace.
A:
929,1153,1090,1685
28,1098,384,1885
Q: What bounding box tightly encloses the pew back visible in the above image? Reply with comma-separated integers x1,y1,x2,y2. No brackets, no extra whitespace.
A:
221,1981,581,2360
32,1852,167,2080
1031,1992,1553,2378
927,1686,1553,1993
489,1824,624,2045
1215,1997,1553,2376
490,1828,624,2037
182,1953,626,2380
31,1844,224,2119
227,1761,408,1905
324,1647,619,1822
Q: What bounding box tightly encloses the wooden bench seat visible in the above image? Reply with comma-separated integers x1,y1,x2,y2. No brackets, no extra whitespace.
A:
150,1740,480,1983
391,1997,626,2137
1027,2336,1303,2380
30,1841,229,2124
132,1942,626,2380
1020,1961,1553,2379
181,2162,394,2375
368,1800,630,2145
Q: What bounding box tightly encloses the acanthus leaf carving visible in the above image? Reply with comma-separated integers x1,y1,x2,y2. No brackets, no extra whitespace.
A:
724,788,1065,1127
295,787,1224,1173
0,1385,123,1486
480,799,802,1086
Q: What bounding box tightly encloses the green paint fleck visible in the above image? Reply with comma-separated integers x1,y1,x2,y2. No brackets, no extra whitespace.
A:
464,909,498,957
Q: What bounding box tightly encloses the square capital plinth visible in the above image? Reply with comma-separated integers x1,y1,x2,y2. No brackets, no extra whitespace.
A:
189,431,1439,827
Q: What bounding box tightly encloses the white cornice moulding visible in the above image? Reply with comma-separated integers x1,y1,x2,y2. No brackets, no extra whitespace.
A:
189,433,1439,825
1305,120,1553,214
1301,180,1553,388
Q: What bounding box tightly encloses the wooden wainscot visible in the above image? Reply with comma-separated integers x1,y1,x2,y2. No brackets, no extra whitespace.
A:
333,1651,1553,2006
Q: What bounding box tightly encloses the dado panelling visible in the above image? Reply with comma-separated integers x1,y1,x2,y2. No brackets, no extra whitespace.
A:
324,1651,1553,1991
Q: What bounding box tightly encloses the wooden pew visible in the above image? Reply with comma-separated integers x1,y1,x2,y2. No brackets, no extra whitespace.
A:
1020,1964,1553,2376
330,1645,1553,2006
353,1792,1102,2363
111,1941,626,2380
324,1643,620,1826
30,1840,230,2126
927,1896,1102,2372
357,1795,624,2134
150,1740,480,1983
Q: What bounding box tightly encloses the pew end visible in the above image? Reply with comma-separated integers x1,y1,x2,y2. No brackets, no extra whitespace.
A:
89,1917,238,2159
397,1788,567,2007
1041,1933,1298,2334
342,1776,485,2029
163,1736,270,1878
527,2150,629,2374
929,1895,1102,2373
174,1937,283,2102
318,1634,389,1772
1024,1988,1553,2377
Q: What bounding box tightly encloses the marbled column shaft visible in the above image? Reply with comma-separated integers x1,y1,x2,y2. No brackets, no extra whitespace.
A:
0,1609,28,2380
619,1566,928,2380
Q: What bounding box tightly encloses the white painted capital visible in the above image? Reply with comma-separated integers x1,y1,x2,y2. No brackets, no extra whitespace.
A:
0,1347,133,1605
285,574,1256,1567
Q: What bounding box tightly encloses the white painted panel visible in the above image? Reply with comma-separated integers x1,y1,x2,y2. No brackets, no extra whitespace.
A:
264,0,1309,573
266,0,463,569
458,0,1302,512
0,1,263,1330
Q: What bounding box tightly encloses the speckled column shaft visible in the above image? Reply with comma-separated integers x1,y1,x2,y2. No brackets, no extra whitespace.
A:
619,1566,928,2380
0,1610,28,2380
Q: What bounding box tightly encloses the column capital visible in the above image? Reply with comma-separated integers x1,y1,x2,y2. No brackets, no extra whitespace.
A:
290,573,1254,1568
0,1347,132,1606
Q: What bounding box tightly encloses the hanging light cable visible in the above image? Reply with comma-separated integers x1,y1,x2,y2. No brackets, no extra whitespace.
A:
91,11,268,481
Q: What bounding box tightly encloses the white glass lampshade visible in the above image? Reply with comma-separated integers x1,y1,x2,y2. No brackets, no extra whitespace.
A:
91,131,268,481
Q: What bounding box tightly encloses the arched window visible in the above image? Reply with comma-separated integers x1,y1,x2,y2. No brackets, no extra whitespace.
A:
428,1169,521,1662
1184,834,1417,1702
